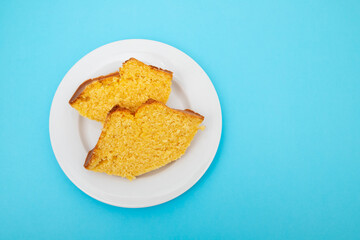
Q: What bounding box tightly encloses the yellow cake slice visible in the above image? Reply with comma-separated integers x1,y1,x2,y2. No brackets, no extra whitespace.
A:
69,58,173,122
84,99,204,180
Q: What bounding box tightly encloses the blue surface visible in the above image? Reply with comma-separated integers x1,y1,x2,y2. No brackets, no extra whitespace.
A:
1,0,359,239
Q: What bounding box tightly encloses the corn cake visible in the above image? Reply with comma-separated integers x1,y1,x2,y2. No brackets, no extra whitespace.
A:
84,99,204,180
69,58,173,122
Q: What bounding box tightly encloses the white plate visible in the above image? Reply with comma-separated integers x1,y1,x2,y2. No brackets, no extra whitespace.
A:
49,39,222,208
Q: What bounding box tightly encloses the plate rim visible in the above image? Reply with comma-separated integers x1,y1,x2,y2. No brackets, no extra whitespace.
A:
49,39,222,208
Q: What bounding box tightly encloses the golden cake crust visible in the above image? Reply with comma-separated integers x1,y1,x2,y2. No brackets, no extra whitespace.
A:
143,99,204,120
123,58,173,75
69,72,120,104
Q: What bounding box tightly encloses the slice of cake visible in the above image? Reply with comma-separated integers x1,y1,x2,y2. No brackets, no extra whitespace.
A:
84,99,204,180
69,58,173,122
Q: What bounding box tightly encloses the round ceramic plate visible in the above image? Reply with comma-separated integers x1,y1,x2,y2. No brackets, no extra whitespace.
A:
49,39,222,208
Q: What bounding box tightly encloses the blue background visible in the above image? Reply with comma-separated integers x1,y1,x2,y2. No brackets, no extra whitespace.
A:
1,0,359,239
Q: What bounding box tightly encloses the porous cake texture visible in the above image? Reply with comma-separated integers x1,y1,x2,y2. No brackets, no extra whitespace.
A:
69,58,173,122
84,99,204,180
